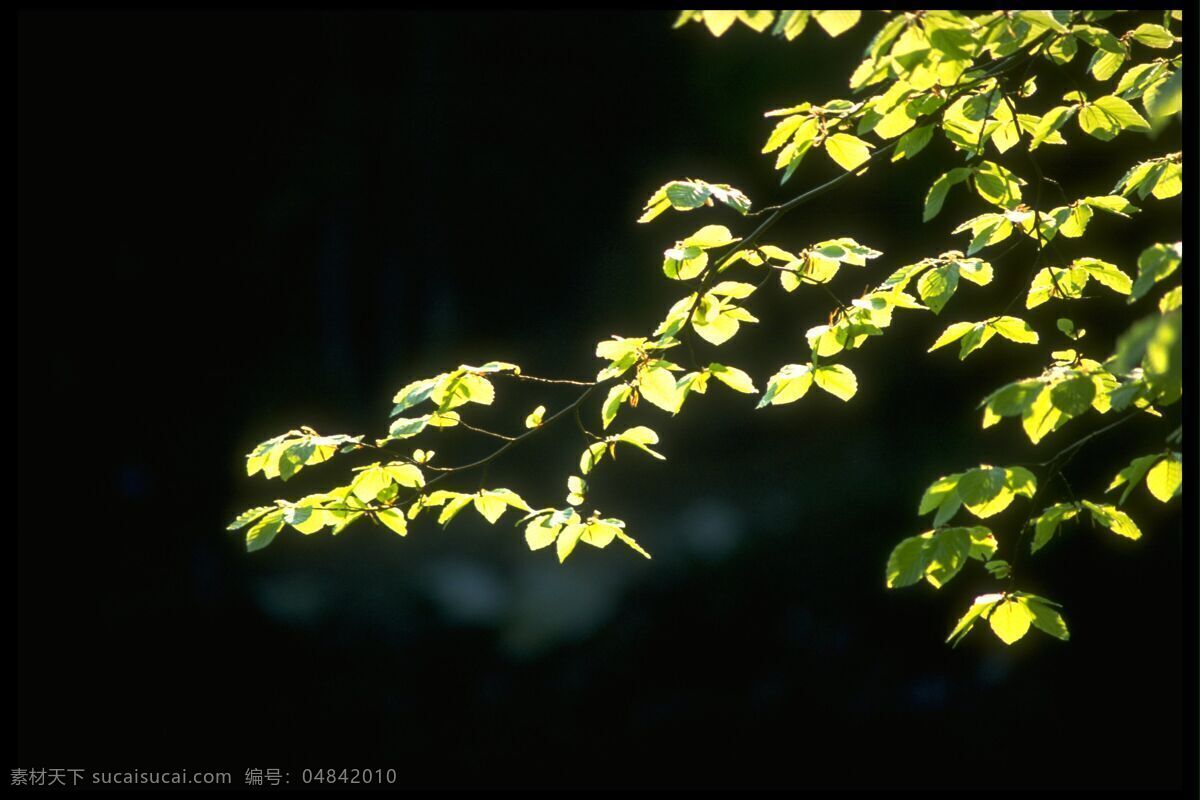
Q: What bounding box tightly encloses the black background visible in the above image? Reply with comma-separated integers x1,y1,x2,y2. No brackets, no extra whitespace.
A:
18,10,1190,789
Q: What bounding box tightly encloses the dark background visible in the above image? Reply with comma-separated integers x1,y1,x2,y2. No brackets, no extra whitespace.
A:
18,10,1189,789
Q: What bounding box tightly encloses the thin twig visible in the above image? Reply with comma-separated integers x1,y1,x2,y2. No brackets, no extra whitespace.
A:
506,373,597,387
1008,411,1142,578
457,419,518,442
421,385,599,489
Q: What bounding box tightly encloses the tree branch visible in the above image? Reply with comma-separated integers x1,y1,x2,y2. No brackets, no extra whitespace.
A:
406,33,1054,500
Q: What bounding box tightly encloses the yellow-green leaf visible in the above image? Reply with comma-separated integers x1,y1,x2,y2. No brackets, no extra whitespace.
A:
812,9,860,37
376,508,408,536
812,364,857,401
825,133,873,171
525,405,546,428
988,599,1032,645
1145,454,1182,502
708,363,756,393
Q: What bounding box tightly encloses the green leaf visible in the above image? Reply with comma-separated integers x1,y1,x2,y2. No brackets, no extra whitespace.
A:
1056,204,1093,238
556,522,587,562
824,133,874,171
1047,376,1094,416
1074,258,1132,294
1021,385,1065,445
947,593,1003,647
1056,318,1085,340
956,467,1013,519
674,370,709,410
386,415,428,439
613,527,652,560
638,365,682,413
525,513,565,551
1088,46,1127,82
1129,23,1176,48
1017,10,1069,33
958,323,994,360
886,527,985,590
685,224,736,249
1082,501,1142,540
663,225,738,280
432,371,496,411
1145,453,1182,502
1031,502,1080,553
566,475,587,507
537,512,643,559
376,508,408,536
735,9,775,33
707,280,757,299
1130,242,1181,302
1026,265,1089,308
580,520,617,548
429,492,473,527
579,441,607,475
1021,595,1071,641
615,426,667,460
1047,34,1078,64
757,364,814,408
227,505,274,531
1079,95,1151,140
918,472,961,514
387,411,459,440
1005,466,1037,499
1114,157,1181,200
952,213,1015,255
283,502,328,535
387,463,424,488
690,296,758,346
601,384,631,430
990,316,1040,345
984,559,1011,579
595,336,646,362
923,168,971,221
885,536,931,589
639,179,752,223
812,364,857,401
968,527,999,561
1145,70,1181,118
763,114,810,154
524,405,546,429
988,599,1032,645
351,464,394,503
284,500,332,533
981,380,1042,430
1105,454,1156,504
246,510,285,553
700,10,738,36
973,161,1025,208
893,124,933,161
928,321,974,352
811,9,860,37
916,264,959,314
246,430,360,481
1030,105,1077,149
772,9,810,40
1116,61,1166,99
473,488,531,524
391,378,439,415
708,363,756,394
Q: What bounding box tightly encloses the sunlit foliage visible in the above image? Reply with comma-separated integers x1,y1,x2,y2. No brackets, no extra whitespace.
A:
230,10,1183,646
